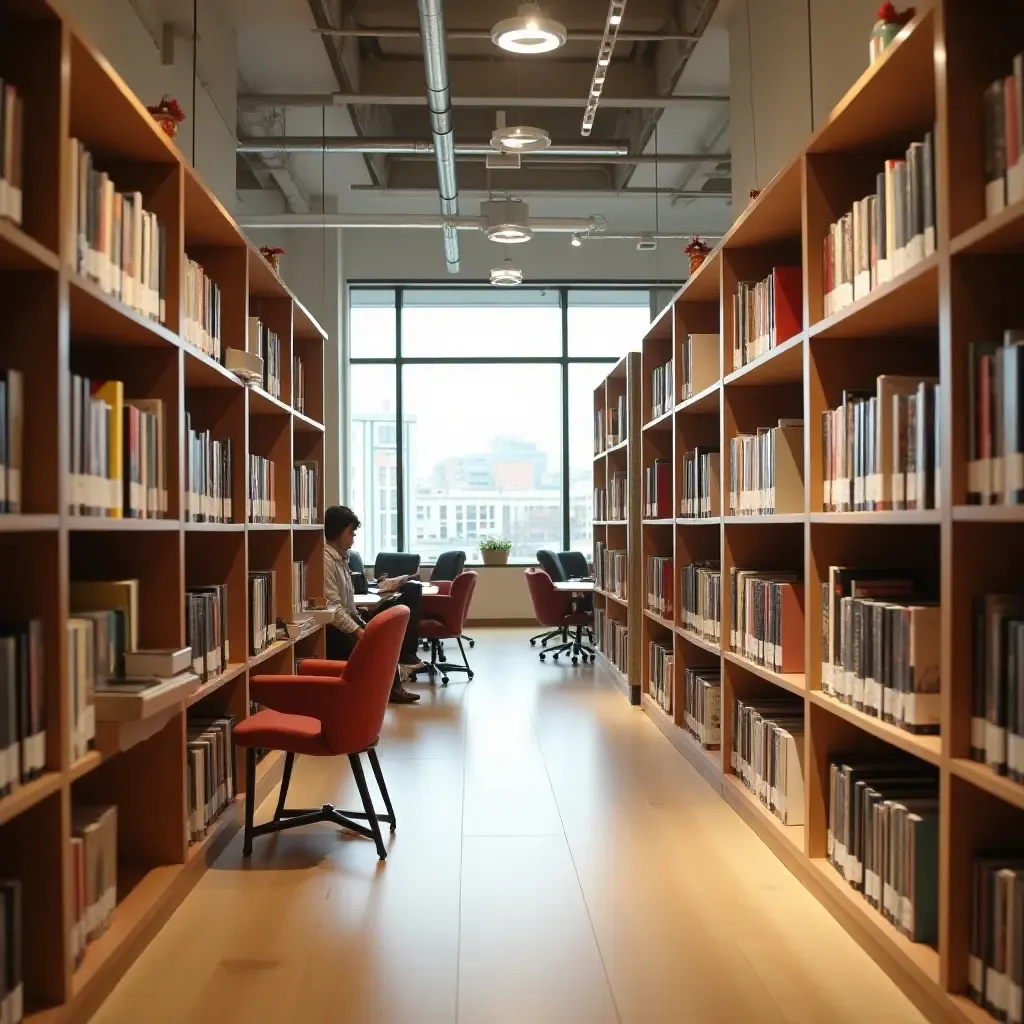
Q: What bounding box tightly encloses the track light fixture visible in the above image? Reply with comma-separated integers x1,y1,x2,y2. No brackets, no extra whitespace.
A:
581,0,628,136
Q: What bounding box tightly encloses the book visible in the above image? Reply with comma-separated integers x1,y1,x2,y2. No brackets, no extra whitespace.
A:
684,667,721,750
680,561,721,643
729,570,804,673
125,397,167,517
71,805,117,945
650,357,673,420
970,855,1024,1015
680,333,718,399
183,257,222,360
293,460,319,524
972,594,1024,776
732,266,802,370
247,317,281,399
729,422,803,516
0,878,23,1024
732,695,804,824
679,446,720,518
645,459,672,519
594,610,628,676
0,621,45,786
646,556,673,618
985,76,1010,218
123,647,192,678
248,453,276,523
185,414,233,523
94,670,198,720
186,714,236,843
248,571,277,655
0,369,23,514
0,79,24,226
596,545,627,599
66,618,97,764
649,640,673,714
185,586,229,680
70,580,140,655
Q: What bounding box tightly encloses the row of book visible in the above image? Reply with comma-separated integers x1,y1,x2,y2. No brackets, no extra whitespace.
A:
728,421,803,516
650,358,673,420
292,560,308,619
732,267,801,372
186,714,236,844
0,80,24,227
248,571,277,656
594,543,627,598
683,666,721,750
606,471,626,520
593,489,606,521
71,805,117,969
649,640,673,714
679,446,719,518
0,621,46,794
821,377,940,512
646,556,673,618
185,585,230,682
183,257,222,361
982,54,1024,218
594,608,628,677
967,333,1024,507
293,356,307,416
0,877,22,1022
247,317,282,400
729,569,804,674
823,131,936,319
185,420,233,523
70,377,168,518
680,561,721,644
71,138,167,324
970,851,1024,1020
645,459,671,518
820,566,939,734
827,758,938,946
681,333,717,400
0,368,23,514
248,454,277,524
731,695,804,825
293,460,318,525
66,616,101,764
595,394,626,453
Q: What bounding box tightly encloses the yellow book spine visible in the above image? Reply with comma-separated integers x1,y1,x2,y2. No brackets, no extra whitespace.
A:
93,380,123,517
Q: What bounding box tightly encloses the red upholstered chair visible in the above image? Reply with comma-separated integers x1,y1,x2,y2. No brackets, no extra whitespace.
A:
233,605,409,861
418,570,477,685
524,568,594,665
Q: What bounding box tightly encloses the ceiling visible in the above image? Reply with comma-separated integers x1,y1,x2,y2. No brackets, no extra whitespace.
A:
230,0,734,237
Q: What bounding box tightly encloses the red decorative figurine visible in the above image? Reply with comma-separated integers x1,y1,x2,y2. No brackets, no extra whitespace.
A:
870,3,915,64
685,236,711,276
260,246,285,272
147,95,186,139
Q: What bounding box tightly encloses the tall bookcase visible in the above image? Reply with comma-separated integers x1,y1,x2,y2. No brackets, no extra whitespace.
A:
0,2,328,1020
592,352,642,704
627,3,1024,1022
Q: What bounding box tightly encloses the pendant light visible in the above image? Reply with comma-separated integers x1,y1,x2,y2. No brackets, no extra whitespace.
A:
491,256,524,286
491,2,567,54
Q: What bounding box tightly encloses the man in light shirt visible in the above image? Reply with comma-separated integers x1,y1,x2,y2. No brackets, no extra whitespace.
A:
323,505,424,704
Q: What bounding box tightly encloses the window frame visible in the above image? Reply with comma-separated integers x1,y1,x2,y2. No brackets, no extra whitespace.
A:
347,282,659,562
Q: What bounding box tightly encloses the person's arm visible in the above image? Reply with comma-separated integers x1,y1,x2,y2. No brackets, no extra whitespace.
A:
324,553,364,636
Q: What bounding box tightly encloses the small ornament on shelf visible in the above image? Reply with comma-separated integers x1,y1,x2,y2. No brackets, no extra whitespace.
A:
146,95,186,139
869,3,915,65
259,246,285,272
749,189,762,201
685,236,711,276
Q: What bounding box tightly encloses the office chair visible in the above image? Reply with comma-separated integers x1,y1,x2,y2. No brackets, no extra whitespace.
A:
348,550,368,594
558,550,594,642
373,552,421,580
530,550,568,648
419,572,478,685
422,550,471,652
524,569,594,665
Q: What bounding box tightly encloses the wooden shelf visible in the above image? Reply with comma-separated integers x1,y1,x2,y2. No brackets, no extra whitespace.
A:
246,522,290,532
184,521,244,533
0,772,62,829
949,759,1024,811
292,523,322,532
642,407,674,432
723,157,802,249
0,515,60,532
595,588,628,607
248,386,291,416
182,345,241,389
950,198,1024,256
953,505,1024,523
724,513,805,524
0,218,60,272
67,517,181,532
293,410,325,433
185,663,246,708
606,438,628,455
722,774,804,856
675,627,721,656
811,510,941,525
675,516,721,525
724,333,804,387
642,518,674,526
808,691,942,765
594,519,627,526
678,246,721,303
69,751,104,783
675,380,720,414
724,652,807,696
643,608,674,631
247,638,293,670
68,272,179,349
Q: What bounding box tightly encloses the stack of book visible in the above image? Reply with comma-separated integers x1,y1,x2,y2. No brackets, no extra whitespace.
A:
604,394,626,447
0,80,24,226
649,640,673,714
186,714,236,844
729,569,804,674
248,571,277,656
823,131,936,318
0,620,46,792
680,561,721,644
827,758,939,946
66,616,102,764
969,853,1024,1017
185,419,232,523
182,257,222,360
293,355,305,415
821,377,940,512
650,357,673,420
646,555,673,618
679,446,720,517
70,140,167,323
732,267,801,371
684,666,721,749
185,586,229,681
247,317,281,399
0,369,23,514
594,609,628,676
293,460,318,524
728,421,803,516
70,805,117,967
732,696,805,825
292,561,308,620
821,566,938,731
0,878,22,1019
967,332,1024,506
608,470,627,520
70,579,138,681
645,458,672,518
982,54,1024,217
593,488,605,521
596,545,627,599
594,408,606,454
247,454,276,523
680,333,719,399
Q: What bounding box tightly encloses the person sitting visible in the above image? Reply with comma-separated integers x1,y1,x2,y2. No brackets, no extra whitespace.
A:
323,504,425,704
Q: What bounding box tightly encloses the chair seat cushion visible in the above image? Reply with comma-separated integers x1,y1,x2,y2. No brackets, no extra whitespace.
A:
419,617,453,639
233,708,330,756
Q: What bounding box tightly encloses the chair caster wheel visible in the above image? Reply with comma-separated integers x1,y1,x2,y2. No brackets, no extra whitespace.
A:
530,639,536,646
553,654,559,661
467,672,474,679
539,654,546,661
468,640,475,648
572,657,579,664
441,677,449,686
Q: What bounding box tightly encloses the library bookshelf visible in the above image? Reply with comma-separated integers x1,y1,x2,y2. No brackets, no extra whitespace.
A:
0,2,329,1020
618,4,1024,1022
593,352,642,704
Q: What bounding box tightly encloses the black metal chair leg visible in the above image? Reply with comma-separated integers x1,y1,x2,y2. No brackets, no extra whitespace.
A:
242,747,256,857
456,636,473,680
367,748,396,832
273,752,295,821
350,753,387,860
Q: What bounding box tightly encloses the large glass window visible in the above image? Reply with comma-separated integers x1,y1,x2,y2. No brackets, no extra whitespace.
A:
347,285,654,564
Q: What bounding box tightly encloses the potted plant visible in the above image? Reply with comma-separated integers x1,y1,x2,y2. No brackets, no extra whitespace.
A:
259,246,285,273
479,538,512,566
146,95,186,139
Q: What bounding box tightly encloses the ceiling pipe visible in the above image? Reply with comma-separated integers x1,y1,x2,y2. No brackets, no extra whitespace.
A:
237,92,729,110
312,27,699,42
235,213,609,232
415,0,460,273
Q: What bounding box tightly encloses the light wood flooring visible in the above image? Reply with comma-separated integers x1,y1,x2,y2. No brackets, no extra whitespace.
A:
93,629,927,1023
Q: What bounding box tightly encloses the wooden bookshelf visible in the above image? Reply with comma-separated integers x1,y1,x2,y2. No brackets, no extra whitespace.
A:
0,2,329,1019
629,5,1024,1022
592,352,642,704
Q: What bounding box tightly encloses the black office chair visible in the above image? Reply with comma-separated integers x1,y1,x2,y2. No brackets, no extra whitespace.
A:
348,550,368,595
559,550,594,642
373,552,421,580
531,550,569,648
422,550,469,652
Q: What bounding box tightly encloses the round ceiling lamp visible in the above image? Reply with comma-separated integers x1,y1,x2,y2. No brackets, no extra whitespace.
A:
482,197,534,244
490,124,551,153
491,3,567,54
491,256,524,287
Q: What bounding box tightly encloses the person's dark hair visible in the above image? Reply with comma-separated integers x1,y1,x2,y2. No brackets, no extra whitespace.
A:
324,505,360,542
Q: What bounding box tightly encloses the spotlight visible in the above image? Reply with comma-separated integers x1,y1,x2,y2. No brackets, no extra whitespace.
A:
571,234,582,247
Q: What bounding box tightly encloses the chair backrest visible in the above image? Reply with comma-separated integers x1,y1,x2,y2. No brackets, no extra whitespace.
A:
347,550,368,594
374,551,421,579
524,568,571,627
327,605,409,754
536,549,567,582
441,570,477,634
558,550,590,580
430,549,466,582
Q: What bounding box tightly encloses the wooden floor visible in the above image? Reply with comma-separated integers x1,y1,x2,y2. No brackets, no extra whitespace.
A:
94,629,927,1024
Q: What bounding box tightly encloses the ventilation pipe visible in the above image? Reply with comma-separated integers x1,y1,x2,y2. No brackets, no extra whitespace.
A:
416,0,460,273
